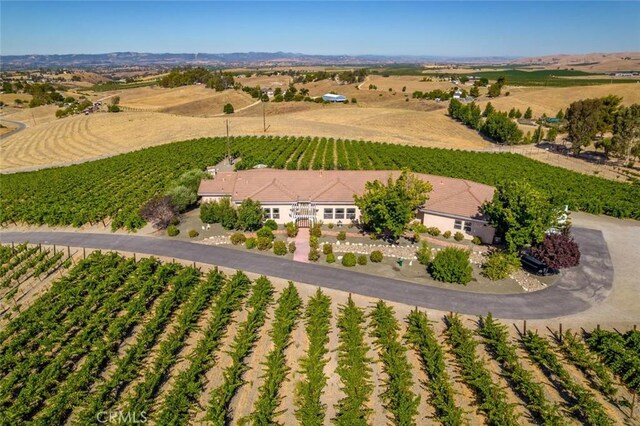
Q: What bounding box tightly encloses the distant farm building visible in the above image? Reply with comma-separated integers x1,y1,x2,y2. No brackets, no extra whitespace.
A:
322,93,347,103
453,89,463,99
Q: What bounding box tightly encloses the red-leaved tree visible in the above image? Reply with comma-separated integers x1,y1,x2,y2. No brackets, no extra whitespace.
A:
530,233,581,269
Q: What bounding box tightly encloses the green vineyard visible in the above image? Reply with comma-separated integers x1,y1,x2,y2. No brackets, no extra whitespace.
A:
1,136,638,231
0,247,637,425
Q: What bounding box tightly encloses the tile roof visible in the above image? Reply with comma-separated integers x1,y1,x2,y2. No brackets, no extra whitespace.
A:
198,169,494,219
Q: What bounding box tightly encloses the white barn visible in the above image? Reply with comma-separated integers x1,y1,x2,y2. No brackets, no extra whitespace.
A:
198,169,496,243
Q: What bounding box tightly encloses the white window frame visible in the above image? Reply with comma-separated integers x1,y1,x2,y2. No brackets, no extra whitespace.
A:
263,208,271,219
454,219,463,230
464,221,472,233
324,208,333,219
346,208,356,219
335,208,345,219
272,208,280,219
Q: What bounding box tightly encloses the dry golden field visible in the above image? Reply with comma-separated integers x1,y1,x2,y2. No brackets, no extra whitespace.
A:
2,75,640,172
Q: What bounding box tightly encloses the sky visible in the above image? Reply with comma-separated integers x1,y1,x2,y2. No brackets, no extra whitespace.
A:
1,1,639,57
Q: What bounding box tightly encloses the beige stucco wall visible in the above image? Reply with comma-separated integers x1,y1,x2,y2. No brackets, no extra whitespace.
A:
419,212,495,243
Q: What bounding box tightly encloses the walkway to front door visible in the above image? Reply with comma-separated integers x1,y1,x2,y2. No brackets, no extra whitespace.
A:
292,227,310,263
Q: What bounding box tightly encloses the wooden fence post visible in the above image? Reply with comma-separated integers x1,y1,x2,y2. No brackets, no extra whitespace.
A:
83,247,86,259
67,246,71,258
53,245,56,254
524,320,527,335
559,323,563,342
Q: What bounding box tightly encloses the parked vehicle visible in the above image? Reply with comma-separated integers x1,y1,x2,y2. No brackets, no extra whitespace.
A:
520,253,558,276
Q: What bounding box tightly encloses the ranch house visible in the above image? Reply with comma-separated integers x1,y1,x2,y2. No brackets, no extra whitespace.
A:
198,169,496,243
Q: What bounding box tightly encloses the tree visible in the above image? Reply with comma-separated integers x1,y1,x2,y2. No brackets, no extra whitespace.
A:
470,86,480,97
514,109,522,119
354,170,433,240
532,125,543,144
166,185,196,212
223,103,234,114
487,83,501,98
524,107,533,120
610,104,640,161
482,180,560,253
508,108,516,119
481,111,523,144
556,109,565,120
139,196,178,229
111,96,120,106
217,197,238,229
546,127,558,142
429,248,473,285
236,198,263,231
530,233,581,269
596,95,622,136
482,102,494,117
566,98,603,154
459,76,469,84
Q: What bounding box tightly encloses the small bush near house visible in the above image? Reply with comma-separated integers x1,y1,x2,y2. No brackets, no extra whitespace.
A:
308,249,321,262
309,236,319,249
264,219,278,231
188,229,199,238
257,236,273,251
482,250,520,280
530,233,581,269
337,231,347,241
472,236,482,245
323,243,333,255
231,232,246,245
328,223,335,229
310,223,322,238
429,247,473,285
443,231,452,239
454,232,464,241
370,250,383,263
357,255,368,266
411,223,428,234
326,253,336,263
416,241,431,265
426,227,441,236
342,252,357,267
347,223,354,229
245,237,257,249
273,240,287,256
286,222,299,238
167,225,180,237
288,241,296,254
257,226,275,240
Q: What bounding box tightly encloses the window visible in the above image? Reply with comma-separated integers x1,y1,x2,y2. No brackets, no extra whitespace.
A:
346,208,356,219
324,208,333,219
272,208,280,219
464,221,472,233
454,220,463,230
335,208,345,219
263,208,271,219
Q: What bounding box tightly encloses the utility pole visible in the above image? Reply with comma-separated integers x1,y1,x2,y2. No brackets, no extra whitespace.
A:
225,119,231,164
262,99,270,132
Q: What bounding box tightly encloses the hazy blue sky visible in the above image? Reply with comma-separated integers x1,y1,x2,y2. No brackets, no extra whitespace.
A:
1,1,639,56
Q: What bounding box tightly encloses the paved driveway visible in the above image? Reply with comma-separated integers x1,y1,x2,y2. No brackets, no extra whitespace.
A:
0,227,613,319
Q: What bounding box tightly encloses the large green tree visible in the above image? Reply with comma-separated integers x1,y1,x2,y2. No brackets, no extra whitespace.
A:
482,180,560,253
611,104,640,161
236,198,264,231
481,112,523,144
354,170,432,240
566,98,603,154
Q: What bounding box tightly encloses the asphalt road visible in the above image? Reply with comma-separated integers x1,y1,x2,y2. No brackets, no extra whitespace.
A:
0,227,613,319
0,119,26,140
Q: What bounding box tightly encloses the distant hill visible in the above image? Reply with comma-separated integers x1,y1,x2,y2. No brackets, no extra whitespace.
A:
509,52,640,72
0,51,514,70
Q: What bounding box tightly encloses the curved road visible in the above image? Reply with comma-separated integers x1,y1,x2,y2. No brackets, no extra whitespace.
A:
0,118,26,140
0,227,612,319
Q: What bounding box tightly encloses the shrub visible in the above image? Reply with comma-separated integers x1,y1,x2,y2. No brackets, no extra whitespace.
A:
188,229,199,238
308,249,321,262
288,241,296,254
264,219,278,231
326,253,336,263
236,198,263,231
429,248,473,285
309,235,319,249
416,241,431,265
482,250,520,280
167,185,197,212
337,231,347,241
370,250,383,263
426,227,441,236
357,255,368,266
443,231,452,239
530,233,581,269
342,252,357,267
223,103,234,114
411,223,428,234
273,240,287,256
454,232,464,241
472,236,482,245
328,223,334,229
256,236,273,251
322,243,333,255
200,201,220,224
286,222,299,238
167,225,180,237
230,232,246,245
245,237,257,249
310,223,322,238
256,226,275,241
